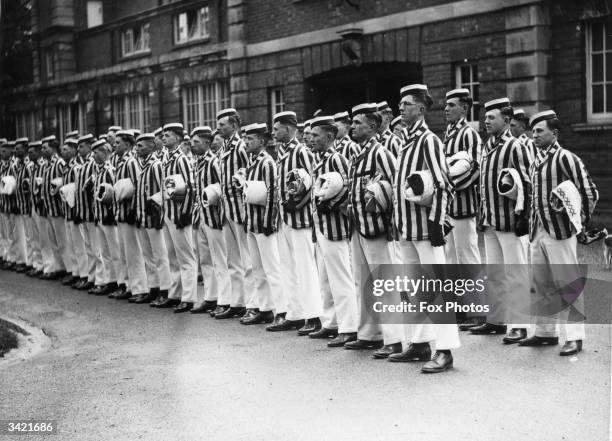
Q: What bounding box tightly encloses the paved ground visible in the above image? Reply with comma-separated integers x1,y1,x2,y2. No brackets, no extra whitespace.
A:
0,269,610,441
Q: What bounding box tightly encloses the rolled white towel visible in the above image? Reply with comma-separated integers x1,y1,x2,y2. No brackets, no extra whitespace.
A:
0,176,16,195
403,170,434,207
149,192,163,207
164,174,186,198
59,183,76,208
447,151,472,178
550,180,583,233
365,180,393,212
50,177,64,196
244,180,268,206
113,178,134,202
286,168,312,196
95,182,114,205
314,172,344,202
497,168,524,213
202,183,222,207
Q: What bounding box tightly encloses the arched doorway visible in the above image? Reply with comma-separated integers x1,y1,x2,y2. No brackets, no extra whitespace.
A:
304,62,422,117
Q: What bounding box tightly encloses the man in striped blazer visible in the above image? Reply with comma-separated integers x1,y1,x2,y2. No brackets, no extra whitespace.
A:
9,138,29,273
23,142,43,276
40,135,69,280
470,98,532,343
308,115,358,347
190,126,227,315
15,140,36,275
241,123,283,325
158,123,198,312
343,103,402,356
387,84,460,373
333,111,360,162
215,109,252,319
28,141,49,278
111,130,148,302
519,110,598,356
390,115,406,138
90,139,122,296
267,111,322,334
376,101,402,158
73,134,99,291
55,139,78,285
134,133,172,307
0,141,8,267
510,109,537,161
1,141,21,270
442,88,485,330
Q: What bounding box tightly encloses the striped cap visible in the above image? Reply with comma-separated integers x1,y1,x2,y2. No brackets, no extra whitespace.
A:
351,103,378,117
446,88,471,100
99,134,108,140
29,141,42,147
273,111,298,125
529,110,557,129
297,122,305,130
513,108,526,119
136,133,156,143
153,127,163,136
15,137,29,144
377,101,391,112
65,130,79,139
390,115,403,129
304,119,313,129
400,84,428,98
484,97,511,112
242,123,268,135
108,126,122,132
0,138,7,144
63,139,78,147
310,116,335,128
5,140,15,147
132,129,141,137
333,111,350,122
216,108,238,121
191,126,213,137
41,135,57,143
91,139,109,151
116,130,135,138
163,123,184,132
77,134,95,144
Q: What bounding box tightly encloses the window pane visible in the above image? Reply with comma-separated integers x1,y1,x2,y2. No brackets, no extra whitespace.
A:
461,66,470,84
606,52,612,81
592,22,603,52
606,23,611,50
592,84,604,113
592,53,604,82
471,65,478,82
607,84,612,113
143,24,150,50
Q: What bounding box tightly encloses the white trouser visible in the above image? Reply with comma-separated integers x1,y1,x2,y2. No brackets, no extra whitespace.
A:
28,214,43,271
530,224,585,341
163,216,198,303
316,230,358,333
63,220,76,275
396,240,461,350
195,223,214,303
97,224,122,285
80,222,99,283
23,215,34,267
222,219,252,307
47,216,69,272
140,227,171,291
12,214,27,264
446,217,481,264
0,213,6,258
70,222,88,278
33,213,53,273
483,228,530,328
202,223,230,305
118,223,148,295
350,232,401,343
247,231,285,313
278,223,322,321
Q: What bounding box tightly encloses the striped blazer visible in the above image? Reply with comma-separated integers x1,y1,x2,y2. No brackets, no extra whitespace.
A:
114,151,140,224
30,158,47,217
10,157,27,216
529,142,598,241
136,154,164,229
349,136,396,239
62,157,79,221
92,161,116,226
479,129,532,232
334,135,360,162
278,138,314,229
0,159,8,213
220,132,249,224
163,147,195,226
15,158,33,216
74,154,96,223
312,148,351,241
518,133,537,164
196,150,223,230
395,119,453,241
378,128,402,158
245,150,278,234
444,118,482,219
41,154,66,218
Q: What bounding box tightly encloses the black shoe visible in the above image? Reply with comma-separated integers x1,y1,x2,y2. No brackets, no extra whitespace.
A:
458,316,486,331
344,339,384,350
15,263,27,273
388,343,432,362
95,283,117,296
79,281,95,291
240,308,259,323
559,340,582,356
518,335,559,347
26,268,39,277
128,294,144,303
156,298,180,309
190,300,217,314
308,328,338,339
327,332,357,347
135,289,159,304
372,343,403,359
469,323,507,335
71,278,86,289
297,317,321,336
150,293,167,308
114,290,132,300
61,274,75,285
109,285,126,299
266,317,305,332
242,310,275,325
173,302,193,313
197,274,203,283
421,351,453,373
215,306,246,319
502,328,528,344
88,285,102,295
40,272,55,280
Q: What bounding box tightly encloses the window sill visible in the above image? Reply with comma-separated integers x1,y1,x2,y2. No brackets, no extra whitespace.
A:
571,122,612,132
120,51,151,60
173,37,211,50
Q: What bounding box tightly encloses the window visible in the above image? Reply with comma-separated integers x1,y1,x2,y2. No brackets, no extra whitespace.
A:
269,88,285,122
121,23,150,57
455,63,480,124
57,103,87,140
174,7,210,44
45,50,55,80
14,112,37,140
181,81,230,130
586,21,612,122
86,1,103,28
111,94,151,132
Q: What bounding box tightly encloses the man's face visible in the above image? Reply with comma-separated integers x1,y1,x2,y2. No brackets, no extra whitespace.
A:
77,142,91,158
484,109,506,136
334,121,348,139
136,140,155,158
114,136,130,155
217,117,235,139
311,126,331,152
444,98,465,124
211,134,224,153
351,114,373,143
0,147,10,161
532,120,556,149
92,148,107,164
303,128,312,147
509,119,526,138
273,122,290,143
162,130,180,149
245,133,263,154
15,143,27,159
154,136,163,149
60,145,76,161
191,135,210,156
399,95,422,126
107,132,116,146
41,143,54,159
392,122,406,137
27,147,40,162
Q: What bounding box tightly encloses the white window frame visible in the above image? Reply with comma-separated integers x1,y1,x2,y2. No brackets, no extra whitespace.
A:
45,50,55,80
121,23,151,57
455,63,480,129
181,81,230,131
173,6,211,45
57,103,87,141
586,21,612,123
270,88,285,124
86,1,103,28
15,112,36,141
111,94,151,132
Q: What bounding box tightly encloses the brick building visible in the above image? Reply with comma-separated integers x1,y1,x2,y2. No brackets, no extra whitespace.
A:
3,0,611,211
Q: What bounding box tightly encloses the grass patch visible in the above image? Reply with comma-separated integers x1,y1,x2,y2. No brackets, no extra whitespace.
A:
0,318,28,358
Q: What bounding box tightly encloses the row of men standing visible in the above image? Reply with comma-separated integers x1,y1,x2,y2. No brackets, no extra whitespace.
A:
0,83,599,374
